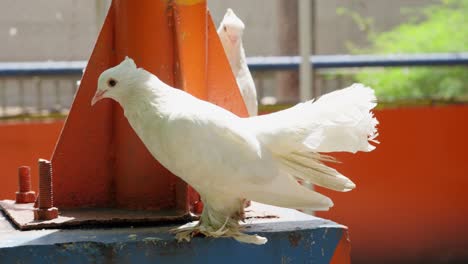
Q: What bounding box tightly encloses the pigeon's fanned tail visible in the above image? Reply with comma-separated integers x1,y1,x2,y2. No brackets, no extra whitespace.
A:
244,83,376,195
306,83,379,153
249,83,379,155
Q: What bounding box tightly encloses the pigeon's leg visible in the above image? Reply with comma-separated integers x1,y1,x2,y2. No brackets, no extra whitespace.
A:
170,221,201,242
171,197,267,245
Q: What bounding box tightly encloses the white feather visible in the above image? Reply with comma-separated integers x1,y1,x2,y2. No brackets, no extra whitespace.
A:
246,83,379,154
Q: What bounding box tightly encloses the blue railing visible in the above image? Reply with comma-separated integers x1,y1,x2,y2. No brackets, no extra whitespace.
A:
0,61,86,77
0,53,467,76
0,53,467,117
247,53,468,70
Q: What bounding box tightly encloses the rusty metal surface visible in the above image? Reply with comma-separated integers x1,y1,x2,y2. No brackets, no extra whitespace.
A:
0,200,193,231
0,199,339,231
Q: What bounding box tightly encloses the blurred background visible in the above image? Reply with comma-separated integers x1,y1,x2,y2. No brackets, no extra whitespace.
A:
0,0,467,263
1,0,466,116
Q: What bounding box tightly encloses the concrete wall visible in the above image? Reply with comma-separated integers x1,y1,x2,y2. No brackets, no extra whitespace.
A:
0,0,99,61
210,0,442,56
0,0,438,62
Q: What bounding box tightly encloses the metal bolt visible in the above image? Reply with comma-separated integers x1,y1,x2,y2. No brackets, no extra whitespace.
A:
38,159,53,209
34,159,58,220
18,166,31,192
193,200,204,215
15,166,36,203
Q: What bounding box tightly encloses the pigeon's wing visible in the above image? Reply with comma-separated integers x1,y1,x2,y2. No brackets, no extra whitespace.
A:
158,98,276,189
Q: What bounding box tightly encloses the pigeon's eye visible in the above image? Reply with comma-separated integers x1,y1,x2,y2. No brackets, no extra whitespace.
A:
223,26,227,32
108,78,117,88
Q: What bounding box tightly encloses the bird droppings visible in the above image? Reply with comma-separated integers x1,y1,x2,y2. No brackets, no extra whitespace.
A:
142,237,164,246
143,237,163,242
79,235,97,240
322,228,328,239
288,232,302,247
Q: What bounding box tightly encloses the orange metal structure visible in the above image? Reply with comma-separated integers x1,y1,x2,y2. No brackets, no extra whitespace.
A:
50,0,248,212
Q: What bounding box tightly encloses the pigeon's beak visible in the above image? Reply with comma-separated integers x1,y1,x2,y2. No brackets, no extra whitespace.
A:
228,35,239,45
91,89,107,106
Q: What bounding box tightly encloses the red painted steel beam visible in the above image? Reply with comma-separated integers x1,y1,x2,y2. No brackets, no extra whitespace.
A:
51,0,248,212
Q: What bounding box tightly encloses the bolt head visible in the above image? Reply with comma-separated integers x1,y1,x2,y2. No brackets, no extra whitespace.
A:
18,166,31,177
34,207,59,220
193,200,204,215
15,191,36,203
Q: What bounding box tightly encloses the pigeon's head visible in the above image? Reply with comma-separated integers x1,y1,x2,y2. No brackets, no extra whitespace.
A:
92,56,143,106
219,8,245,46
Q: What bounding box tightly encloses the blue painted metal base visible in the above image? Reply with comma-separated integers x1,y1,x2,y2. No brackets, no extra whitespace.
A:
1,203,348,264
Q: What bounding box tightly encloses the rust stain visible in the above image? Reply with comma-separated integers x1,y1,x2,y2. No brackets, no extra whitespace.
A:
288,232,302,247
246,215,279,220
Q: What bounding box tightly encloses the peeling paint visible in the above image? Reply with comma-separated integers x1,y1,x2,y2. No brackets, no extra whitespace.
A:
181,31,187,41
281,255,292,264
288,232,302,247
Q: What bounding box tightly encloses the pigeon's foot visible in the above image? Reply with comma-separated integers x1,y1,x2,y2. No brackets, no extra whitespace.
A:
170,219,267,245
171,196,267,244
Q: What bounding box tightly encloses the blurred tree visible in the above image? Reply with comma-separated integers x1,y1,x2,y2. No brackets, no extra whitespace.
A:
342,0,468,100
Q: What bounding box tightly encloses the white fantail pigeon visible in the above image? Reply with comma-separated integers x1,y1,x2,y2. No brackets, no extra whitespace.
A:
91,57,379,245
218,8,258,117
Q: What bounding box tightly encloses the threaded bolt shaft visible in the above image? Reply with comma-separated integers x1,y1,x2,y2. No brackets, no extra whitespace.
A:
18,166,31,193
38,159,53,209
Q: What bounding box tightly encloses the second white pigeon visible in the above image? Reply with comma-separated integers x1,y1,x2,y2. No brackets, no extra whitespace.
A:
218,8,258,116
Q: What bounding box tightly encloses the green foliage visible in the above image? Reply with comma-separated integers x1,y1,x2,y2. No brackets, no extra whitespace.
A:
340,0,468,100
